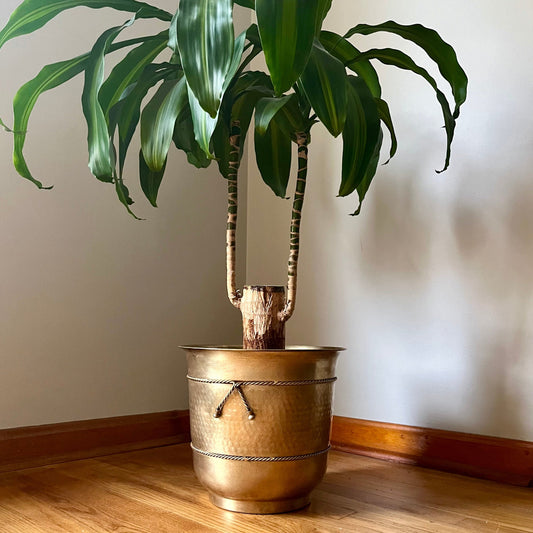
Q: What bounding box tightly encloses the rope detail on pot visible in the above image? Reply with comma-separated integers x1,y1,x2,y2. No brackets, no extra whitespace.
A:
187,376,337,420
191,443,331,462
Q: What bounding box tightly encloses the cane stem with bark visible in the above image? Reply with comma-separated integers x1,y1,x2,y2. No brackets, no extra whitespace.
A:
279,131,309,323
226,126,310,349
226,121,242,310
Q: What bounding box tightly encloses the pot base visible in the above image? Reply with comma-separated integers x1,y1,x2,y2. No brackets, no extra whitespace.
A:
209,493,310,514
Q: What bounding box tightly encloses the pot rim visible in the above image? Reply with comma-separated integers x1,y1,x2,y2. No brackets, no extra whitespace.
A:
179,345,345,352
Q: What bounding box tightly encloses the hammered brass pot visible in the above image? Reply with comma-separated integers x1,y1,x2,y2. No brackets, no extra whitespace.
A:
181,345,342,514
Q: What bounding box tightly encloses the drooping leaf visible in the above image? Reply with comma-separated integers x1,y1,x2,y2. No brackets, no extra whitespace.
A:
173,108,211,169
115,63,173,176
254,95,294,135
140,77,188,172
139,149,166,207
0,0,171,49
254,113,291,197
375,98,397,163
176,0,234,117
320,31,381,98
11,54,87,188
352,127,383,215
188,84,218,158
345,21,468,117
114,176,142,219
99,32,168,117
82,17,136,182
8,35,157,189
299,40,347,137
339,76,381,197
354,47,455,172
256,0,321,95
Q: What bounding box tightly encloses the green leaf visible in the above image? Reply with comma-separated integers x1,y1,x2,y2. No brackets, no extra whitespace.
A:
254,113,291,197
352,127,383,215
212,119,232,179
114,177,142,219
355,47,455,172
0,0,171,49
188,84,218,158
176,0,234,117
115,63,173,177
173,108,211,169
315,0,332,34
299,40,347,137
140,77,188,172
139,149,166,207
11,54,87,188
8,35,158,189
224,31,247,92
376,98,397,163
256,0,321,94
345,21,468,117
82,18,136,182
340,76,381,197
320,31,381,98
255,95,294,135
99,32,168,117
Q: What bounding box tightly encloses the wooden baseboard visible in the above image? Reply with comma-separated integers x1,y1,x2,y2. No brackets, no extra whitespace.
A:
331,416,533,487
0,410,190,474
3,411,532,487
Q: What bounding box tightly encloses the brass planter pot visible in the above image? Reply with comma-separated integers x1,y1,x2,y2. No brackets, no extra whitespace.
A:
182,345,342,514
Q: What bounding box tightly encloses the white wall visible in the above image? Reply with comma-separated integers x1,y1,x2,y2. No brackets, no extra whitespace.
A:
0,1,246,429
246,0,533,441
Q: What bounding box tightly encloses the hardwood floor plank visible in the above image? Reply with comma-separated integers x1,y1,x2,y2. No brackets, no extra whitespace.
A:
0,443,530,532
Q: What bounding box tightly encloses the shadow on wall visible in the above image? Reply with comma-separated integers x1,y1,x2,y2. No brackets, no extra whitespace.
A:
347,159,532,441
396,164,532,441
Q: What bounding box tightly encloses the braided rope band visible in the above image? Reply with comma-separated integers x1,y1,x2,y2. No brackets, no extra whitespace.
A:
187,376,337,386
191,443,331,462
188,376,337,421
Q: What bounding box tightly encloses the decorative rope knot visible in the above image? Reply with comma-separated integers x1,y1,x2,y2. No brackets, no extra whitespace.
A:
214,381,255,421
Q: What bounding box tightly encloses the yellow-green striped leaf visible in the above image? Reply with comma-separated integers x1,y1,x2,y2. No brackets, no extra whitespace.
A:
176,0,234,117
320,31,381,98
254,113,291,198
256,0,320,95
355,47,455,172
345,21,468,118
141,77,188,172
0,0,171,49
99,32,168,117
139,149,166,207
82,18,136,182
115,63,172,177
299,40,347,137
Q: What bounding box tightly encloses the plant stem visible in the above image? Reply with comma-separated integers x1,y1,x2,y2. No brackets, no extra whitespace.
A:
279,131,309,323
226,121,242,309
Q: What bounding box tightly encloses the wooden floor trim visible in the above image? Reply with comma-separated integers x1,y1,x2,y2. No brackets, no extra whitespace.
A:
331,416,533,487
3,411,532,487
0,410,190,474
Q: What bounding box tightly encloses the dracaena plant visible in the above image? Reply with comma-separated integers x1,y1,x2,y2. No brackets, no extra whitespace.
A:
0,0,467,350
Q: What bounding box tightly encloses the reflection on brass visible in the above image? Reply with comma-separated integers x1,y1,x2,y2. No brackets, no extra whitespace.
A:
182,346,342,514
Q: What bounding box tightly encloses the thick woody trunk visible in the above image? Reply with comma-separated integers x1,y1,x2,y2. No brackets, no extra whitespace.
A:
225,124,309,350
241,286,286,350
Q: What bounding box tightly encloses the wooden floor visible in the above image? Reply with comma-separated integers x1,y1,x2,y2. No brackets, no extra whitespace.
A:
0,444,531,532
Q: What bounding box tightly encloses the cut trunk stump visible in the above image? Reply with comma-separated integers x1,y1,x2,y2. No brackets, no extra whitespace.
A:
241,286,286,349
